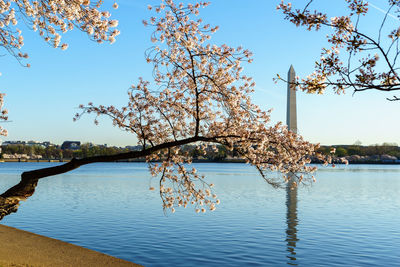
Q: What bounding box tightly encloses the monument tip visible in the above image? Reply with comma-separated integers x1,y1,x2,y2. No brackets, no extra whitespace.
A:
289,65,295,74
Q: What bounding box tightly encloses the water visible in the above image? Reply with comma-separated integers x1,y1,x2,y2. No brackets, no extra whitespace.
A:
1,163,399,266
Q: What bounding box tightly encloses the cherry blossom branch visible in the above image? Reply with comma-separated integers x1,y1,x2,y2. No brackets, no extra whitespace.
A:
21,136,222,180
277,0,400,100
10,1,322,216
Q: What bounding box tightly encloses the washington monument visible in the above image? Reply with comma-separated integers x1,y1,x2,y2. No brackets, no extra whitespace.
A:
287,65,297,133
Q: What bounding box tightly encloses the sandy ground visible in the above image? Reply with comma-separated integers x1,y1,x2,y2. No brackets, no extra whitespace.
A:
0,224,142,267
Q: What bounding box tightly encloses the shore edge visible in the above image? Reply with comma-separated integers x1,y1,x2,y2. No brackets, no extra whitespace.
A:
0,224,141,267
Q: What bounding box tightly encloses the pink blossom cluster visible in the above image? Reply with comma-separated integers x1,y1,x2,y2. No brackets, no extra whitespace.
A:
277,0,400,98
0,0,119,60
0,0,119,136
0,93,8,136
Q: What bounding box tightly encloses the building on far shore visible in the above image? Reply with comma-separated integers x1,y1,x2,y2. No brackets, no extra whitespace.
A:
2,140,53,147
61,141,81,150
125,145,142,151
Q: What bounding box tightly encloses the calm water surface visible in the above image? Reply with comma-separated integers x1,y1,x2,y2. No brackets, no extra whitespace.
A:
1,163,399,266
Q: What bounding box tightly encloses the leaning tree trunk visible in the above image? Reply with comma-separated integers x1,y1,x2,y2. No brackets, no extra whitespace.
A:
0,178,38,220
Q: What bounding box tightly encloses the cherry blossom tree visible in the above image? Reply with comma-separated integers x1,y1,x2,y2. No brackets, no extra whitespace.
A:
277,0,400,101
0,0,324,216
0,0,120,136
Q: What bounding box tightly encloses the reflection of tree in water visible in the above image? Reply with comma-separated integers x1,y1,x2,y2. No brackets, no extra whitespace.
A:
0,178,38,220
286,176,299,266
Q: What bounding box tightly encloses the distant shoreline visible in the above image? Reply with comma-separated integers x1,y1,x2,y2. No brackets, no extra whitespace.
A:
1,158,400,165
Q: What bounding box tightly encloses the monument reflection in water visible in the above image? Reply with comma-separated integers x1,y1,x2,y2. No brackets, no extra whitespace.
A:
286,176,299,265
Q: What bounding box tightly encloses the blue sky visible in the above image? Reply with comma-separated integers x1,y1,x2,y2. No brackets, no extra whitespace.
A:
1,0,399,147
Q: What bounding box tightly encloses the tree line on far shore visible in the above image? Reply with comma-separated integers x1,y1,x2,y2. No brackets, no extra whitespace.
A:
0,143,235,161
2,143,400,162
318,143,400,158
0,144,129,160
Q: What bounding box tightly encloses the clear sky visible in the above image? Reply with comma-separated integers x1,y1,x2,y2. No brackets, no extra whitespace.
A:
1,0,399,147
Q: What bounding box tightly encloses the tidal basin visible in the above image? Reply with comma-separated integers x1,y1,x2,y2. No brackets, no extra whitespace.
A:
1,162,399,266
